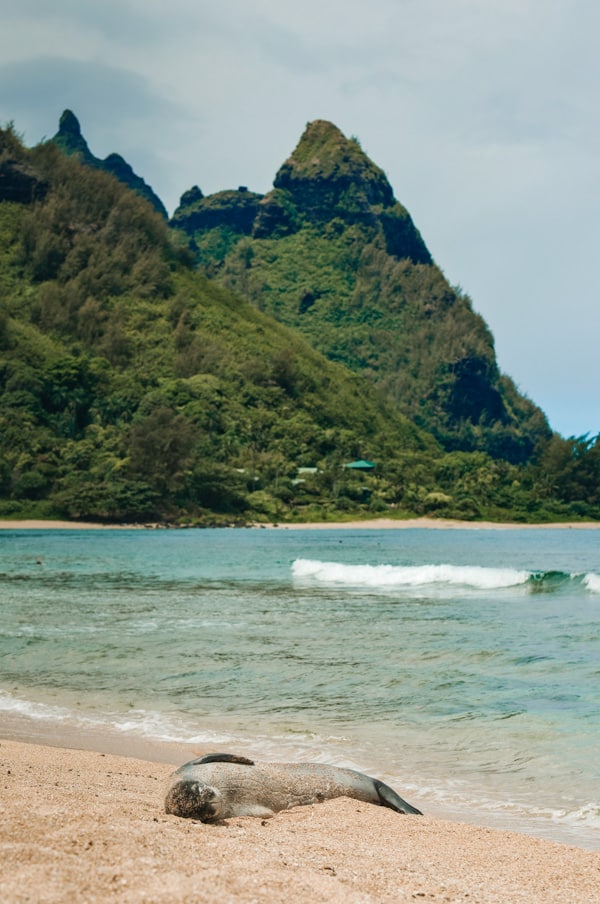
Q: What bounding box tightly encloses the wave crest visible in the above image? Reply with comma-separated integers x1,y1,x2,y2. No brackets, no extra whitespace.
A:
292,559,530,590
583,572,600,593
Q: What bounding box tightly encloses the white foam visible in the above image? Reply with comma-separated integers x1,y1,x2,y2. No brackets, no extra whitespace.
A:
3,690,599,848
583,572,600,593
0,690,86,723
0,691,234,745
549,802,600,828
292,559,530,590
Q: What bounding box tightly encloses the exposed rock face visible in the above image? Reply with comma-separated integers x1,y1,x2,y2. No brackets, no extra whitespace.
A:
274,120,393,215
52,110,168,218
178,185,204,207
271,120,431,263
52,109,96,164
172,119,431,265
0,158,48,203
447,356,506,425
379,205,433,266
171,188,263,234
252,189,299,239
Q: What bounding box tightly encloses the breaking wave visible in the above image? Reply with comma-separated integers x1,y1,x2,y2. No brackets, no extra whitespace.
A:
292,559,600,593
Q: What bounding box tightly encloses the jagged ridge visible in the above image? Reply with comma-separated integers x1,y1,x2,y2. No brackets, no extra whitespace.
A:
52,110,168,218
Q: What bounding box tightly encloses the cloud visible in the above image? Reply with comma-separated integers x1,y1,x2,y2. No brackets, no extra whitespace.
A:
0,56,192,207
1,0,166,47
0,57,171,125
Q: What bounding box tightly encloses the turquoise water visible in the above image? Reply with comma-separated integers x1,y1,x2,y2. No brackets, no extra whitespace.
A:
0,527,598,849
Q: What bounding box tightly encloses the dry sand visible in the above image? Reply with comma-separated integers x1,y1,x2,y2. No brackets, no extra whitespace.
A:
1,739,599,903
0,520,146,530
258,517,600,530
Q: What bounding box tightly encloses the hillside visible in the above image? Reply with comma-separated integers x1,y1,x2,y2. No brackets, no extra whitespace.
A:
172,120,550,464
1,117,598,523
0,122,447,524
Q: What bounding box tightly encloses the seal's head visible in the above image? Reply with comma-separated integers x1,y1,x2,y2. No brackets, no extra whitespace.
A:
165,779,222,821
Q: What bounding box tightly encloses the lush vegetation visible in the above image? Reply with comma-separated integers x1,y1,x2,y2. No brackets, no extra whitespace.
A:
0,125,429,523
1,120,598,524
174,120,550,464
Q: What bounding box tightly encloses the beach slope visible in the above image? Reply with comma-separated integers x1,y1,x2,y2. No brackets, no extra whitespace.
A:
1,739,599,903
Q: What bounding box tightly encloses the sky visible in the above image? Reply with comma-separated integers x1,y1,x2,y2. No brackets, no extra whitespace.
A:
1,0,598,439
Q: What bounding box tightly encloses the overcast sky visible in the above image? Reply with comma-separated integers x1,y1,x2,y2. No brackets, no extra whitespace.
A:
1,0,598,438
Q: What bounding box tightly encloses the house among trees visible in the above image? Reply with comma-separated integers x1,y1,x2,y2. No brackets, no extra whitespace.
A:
344,460,376,471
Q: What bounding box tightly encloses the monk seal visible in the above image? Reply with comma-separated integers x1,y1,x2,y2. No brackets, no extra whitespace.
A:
164,753,422,821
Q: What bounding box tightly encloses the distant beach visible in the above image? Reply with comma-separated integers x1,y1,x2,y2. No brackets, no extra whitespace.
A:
0,519,143,530
258,517,600,530
1,517,599,530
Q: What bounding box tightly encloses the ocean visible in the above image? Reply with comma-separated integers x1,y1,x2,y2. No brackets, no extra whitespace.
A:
0,525,598,850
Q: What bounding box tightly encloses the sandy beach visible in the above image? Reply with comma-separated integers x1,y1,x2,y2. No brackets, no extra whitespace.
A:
259,516,600,530
0,520,148,530
1,738,599,903
0,517,599,530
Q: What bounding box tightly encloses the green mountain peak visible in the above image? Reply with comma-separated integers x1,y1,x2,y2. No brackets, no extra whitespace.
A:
174,120,431,263
58,109,82,136
268,120,433,263
53,109,95,165
275,120,391,200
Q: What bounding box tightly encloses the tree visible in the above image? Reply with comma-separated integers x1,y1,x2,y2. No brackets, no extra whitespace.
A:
127,407,195,495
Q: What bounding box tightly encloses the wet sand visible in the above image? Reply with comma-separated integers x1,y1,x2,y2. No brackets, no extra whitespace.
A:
1,738,599,903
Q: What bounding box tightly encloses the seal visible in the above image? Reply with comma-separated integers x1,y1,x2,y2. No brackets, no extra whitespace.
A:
164,753,422,821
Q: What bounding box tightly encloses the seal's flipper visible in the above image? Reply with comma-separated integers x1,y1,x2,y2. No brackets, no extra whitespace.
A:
186,754,255,767
374,779,422,815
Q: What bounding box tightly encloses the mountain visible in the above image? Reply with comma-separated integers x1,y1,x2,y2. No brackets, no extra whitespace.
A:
52,110,168,219
1,117,597,523
0,122,445,524
172,120,550,463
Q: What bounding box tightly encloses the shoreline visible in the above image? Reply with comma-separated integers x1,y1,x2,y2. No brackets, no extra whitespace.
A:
0,519,151,530
3,517,599,900
256,516,600,530
3,704,598,854
1,516,599,531
2,737,600,903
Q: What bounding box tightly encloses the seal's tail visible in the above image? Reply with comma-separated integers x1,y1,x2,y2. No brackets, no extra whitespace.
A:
374,779,423,815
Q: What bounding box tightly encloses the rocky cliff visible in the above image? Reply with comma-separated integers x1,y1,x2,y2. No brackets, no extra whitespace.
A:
51,110,168,218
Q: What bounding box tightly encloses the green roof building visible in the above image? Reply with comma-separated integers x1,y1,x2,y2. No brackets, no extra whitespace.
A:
344,460,376,471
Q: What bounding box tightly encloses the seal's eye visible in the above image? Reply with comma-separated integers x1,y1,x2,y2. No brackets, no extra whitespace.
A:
195,786,220,822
